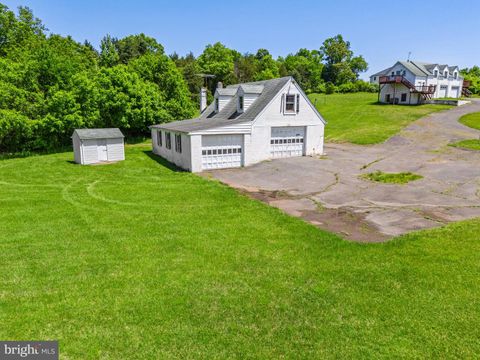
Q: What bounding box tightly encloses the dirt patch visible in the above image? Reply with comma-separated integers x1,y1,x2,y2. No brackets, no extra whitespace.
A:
239,188,388,242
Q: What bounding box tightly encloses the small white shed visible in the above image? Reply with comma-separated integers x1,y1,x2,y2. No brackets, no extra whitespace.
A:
72,128,125,165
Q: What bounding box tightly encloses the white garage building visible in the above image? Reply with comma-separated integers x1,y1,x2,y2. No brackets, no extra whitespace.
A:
72,128,125,165
150,77,326,172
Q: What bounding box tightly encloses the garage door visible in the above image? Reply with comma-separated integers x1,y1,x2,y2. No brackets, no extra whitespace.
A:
201,135,243,170
451,86,460,98
270,127,305,158
439,85,448,98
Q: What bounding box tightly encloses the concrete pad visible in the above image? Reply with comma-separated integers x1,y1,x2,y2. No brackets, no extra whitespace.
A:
205,99,480,241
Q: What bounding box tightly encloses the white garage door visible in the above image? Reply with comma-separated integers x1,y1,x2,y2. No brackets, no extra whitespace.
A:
451,86,460,98
270,127,305,158
439,85,448,98
201,135,243,170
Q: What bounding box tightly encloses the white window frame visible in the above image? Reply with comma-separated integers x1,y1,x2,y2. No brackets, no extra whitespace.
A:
175,134,182,153
165,132,171,150
284,94,296,114
157,130,162,147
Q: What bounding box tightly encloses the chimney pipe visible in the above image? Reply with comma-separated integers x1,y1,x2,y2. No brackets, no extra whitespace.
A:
217,81,223,89
200,87,207,113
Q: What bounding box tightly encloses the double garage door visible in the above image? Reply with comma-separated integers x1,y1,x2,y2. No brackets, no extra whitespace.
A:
270,126,305,158
201,135,243,170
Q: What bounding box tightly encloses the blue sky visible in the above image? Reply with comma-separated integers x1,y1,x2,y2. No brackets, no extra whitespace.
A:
3,0,480,79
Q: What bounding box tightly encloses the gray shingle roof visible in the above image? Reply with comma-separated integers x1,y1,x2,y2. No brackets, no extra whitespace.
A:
239,84,265,94
216,88,237,96
73,128,124,140
152,77,292,133
372,61,461,78
370,67,392,77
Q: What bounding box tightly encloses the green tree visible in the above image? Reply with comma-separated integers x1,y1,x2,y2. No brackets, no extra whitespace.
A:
320,34,367,85
197,42,237,90
253,48,279,81
279,48,324,93
99,34,119,67
116,33,164,64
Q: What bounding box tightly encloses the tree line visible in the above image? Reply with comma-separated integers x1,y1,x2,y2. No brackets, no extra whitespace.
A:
0,3,374,153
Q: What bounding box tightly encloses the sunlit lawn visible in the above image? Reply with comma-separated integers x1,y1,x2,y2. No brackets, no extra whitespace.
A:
1,145,479,358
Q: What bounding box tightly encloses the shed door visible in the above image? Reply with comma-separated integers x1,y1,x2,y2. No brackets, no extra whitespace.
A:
97,139,108,161
201,135,243,170
270,127,305,158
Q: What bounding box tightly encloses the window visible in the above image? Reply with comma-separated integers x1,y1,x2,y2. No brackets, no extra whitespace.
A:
401,93,407,102
165,132,171,149
157,130,162,147
385,94,391,103
175,134,182,153
454,72,458,79
285,94,295,113
434,70,438,77
296,94,300,113
373,76,377,80
444,71,448,78
215,97,219,112
239,96,244,111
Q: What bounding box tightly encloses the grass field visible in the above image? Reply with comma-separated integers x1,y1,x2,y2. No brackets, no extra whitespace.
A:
459,111,480,130
1,145,480,358
308,93,452,144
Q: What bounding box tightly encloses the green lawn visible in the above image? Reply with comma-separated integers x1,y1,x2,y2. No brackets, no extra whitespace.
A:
449,139,480,151
308,93,452,144
459,111,480,130
1,145,480,358
361,171,423,184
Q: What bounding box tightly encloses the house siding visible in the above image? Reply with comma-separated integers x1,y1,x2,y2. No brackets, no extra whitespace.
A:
106,138,125,162
152,129,192,171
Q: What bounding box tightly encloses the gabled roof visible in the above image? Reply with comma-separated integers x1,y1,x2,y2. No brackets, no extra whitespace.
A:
73,128,124,140
152,77,292,133
370,66,393,77
371,60,462,78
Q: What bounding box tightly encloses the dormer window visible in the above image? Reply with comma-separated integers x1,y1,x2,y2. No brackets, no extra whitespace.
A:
239,96,244,111
454,72,458,79
434,70,438,77
444,71,448,78
215,97,219,112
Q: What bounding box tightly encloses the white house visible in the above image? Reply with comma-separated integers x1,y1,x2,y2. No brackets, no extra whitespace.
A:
150,76,325,172
72,128,125,165
370,60,465,104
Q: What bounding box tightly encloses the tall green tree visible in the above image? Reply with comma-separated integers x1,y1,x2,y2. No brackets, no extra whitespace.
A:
99,34,119,67
116,33,164,64
197,42,237,91
320,34,367,85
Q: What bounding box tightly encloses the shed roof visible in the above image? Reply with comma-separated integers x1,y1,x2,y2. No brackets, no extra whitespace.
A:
152,77,292,133
73,128,124,140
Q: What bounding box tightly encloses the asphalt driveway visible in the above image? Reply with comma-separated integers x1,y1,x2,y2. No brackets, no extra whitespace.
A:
206,100,480,241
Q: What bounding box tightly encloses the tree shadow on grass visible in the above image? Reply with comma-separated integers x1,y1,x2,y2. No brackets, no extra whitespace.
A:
143,151,184,172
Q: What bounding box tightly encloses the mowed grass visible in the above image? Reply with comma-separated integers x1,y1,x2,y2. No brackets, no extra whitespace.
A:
308,93,452,144
449,139,480,151
1,145,480,358
459,111,480,130
361,171,423,184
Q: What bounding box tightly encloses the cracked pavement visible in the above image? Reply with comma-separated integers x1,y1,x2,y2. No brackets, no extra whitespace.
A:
205,99,480,241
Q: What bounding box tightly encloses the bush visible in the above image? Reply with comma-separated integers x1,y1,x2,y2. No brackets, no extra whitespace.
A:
0,110,34,152
325,82,336,94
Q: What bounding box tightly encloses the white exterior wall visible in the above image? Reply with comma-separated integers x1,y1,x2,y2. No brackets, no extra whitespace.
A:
245,80,325,165
151,129,192,171
82,139,99,164
72,133,82,164
106,138,125,162
218,95,233,112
